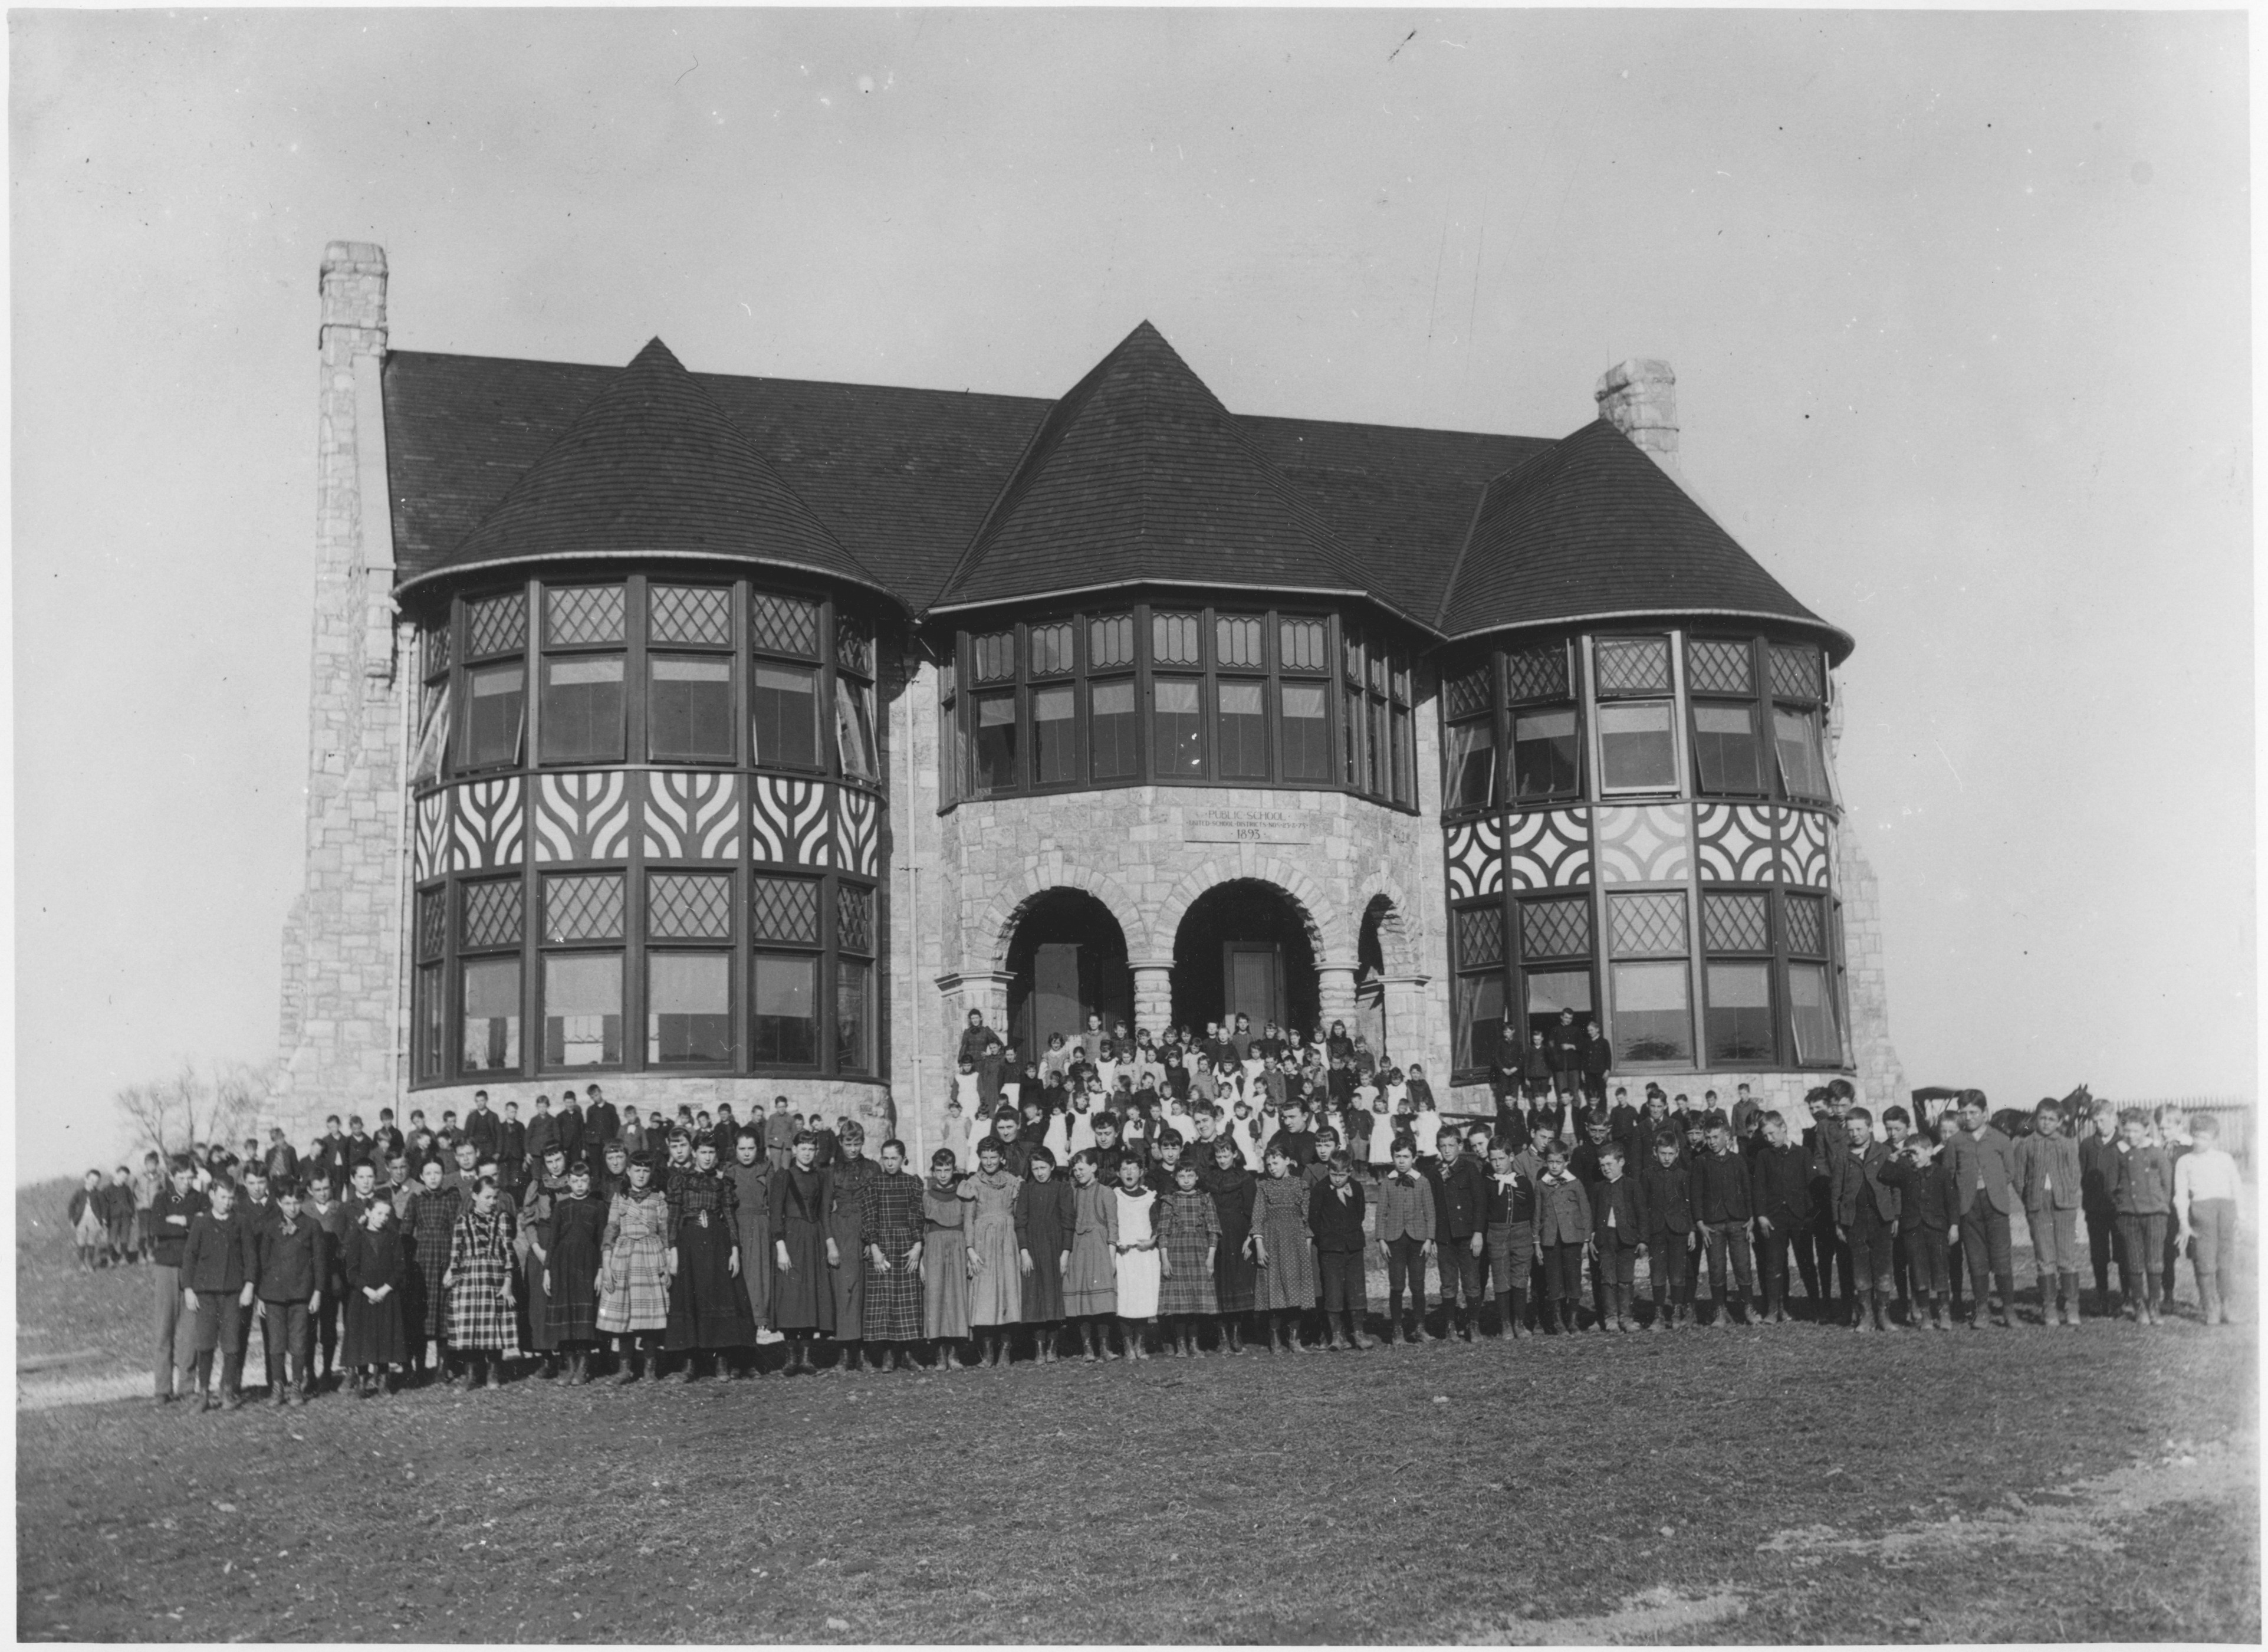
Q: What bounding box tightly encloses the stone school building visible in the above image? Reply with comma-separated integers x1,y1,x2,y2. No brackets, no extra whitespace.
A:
277,242,1902,1163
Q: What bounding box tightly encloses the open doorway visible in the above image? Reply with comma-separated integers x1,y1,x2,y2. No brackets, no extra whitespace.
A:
1170,879,1319,1037
1004,889,1131,1060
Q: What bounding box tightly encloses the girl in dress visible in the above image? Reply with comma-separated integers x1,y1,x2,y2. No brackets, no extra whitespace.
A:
341,1194,407,1395
1253,1144,1319,1354
1155,1160,1221,1357
1204,1137,1259,1353
442,1178,518,1390
403,1157,461,1383
518,1146,570,1378
921,1149,971,1368
1063,1149,1119,1361
769,1132,836,1375
597,1154,670,1384
961,1138,1023,1367
1110,1154,1162,1361
540,1162,606,1385
1410,1091,1444,1168
1015,1147,1074,1362
860,1139,926,1371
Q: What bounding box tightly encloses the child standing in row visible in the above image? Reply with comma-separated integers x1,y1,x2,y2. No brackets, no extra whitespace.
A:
922,1149,972,1367
1112,1155,1162,1359
1015,1148,1074,1362
1155,1161,1219,1357
2175,1113,2240,1326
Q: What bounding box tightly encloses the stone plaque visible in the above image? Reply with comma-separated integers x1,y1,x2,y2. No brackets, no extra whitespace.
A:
1181,806,1307,845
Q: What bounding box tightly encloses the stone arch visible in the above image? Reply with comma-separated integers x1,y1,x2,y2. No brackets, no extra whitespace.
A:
1148,853,1345,964
972,862,1144,976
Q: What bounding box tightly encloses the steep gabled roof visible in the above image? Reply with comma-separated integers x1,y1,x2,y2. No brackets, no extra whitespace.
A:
1441,419,1852,660
394,338,897,605
930,323,1414,623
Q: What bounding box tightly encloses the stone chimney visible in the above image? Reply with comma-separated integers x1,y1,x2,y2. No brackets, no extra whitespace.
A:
277,241,409,1134
1595,358,1677,467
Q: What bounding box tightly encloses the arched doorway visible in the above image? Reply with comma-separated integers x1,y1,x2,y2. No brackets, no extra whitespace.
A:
1005,889,1132,1061
1171,880,1319,1037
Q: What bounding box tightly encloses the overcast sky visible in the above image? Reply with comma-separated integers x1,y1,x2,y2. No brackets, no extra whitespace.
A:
12,9,2251,1182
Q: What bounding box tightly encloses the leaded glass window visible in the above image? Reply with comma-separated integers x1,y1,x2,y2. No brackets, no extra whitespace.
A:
1609,891,1688,957
1153,612,1201,667
1443,665,1491,722
1503,642,1569,704
1279,618,1327,674
1702,892,1771,954
1595,636,1671,696
1455,905,1506,969
649,873,733,941
1215,615,1264,669
465,592,527,660
1520,896,1592,961
545,584,626,647
1089,614,1135,670
750,875,821,944
836,610,873,677
1770,643,1824,702
750,592,819,657
836,882,874,955
416,888,446,962
1686,638,1754,696
973,632,1017,684
1784,892,1828,957
460,879,524,951
649,584,733,647
1029,622,1074,678
544,873,624,943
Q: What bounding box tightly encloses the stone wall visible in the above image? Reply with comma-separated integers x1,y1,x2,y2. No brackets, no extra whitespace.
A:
898,647,1458,1161
272,242,413,1138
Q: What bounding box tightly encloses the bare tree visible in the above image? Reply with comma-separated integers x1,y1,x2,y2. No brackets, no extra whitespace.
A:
113,1059,268,1160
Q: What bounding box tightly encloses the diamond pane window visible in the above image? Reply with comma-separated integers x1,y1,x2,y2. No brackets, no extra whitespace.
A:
1152,612,1201,666
750,875,821,945
750,592,819,657
1521,896,1593,961
461,878,524,951
423,620,453,678
1216,615,1264,669
1609,891,1688,957
1702,892,1771,954
1030,622,1074,678
836,611,874,677
544,873,624,942
1770,643,1825,702
650,872,733,940
1687,638,1754,696
973,632,1017,684
1455,905,1506,969
1595,636,1672,696
416,888,446,962
649,584,733,647
1089,614,1135,670
1504,642,1570,704
1444,665,1492,722
545,584,626,646
465,592,527,660
1279,618,1327,674
837,882,874,955
1785,892,1827,957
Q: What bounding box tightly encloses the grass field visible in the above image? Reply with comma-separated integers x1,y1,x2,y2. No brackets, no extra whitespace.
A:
17,1173,2260,1643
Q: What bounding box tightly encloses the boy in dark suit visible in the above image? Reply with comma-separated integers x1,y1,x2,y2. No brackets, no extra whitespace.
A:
1309,1154,1370,1351
179,1181,256,1411
1636,1131,1698,1329
1422,1130,1490,1341
1828,1106,1900,1332
1881,1128,1958,1330
1747,1111,1812,1324
1691,1120,1756,1329
1589,1145,1642,1332
1373,1140,1436,1345
252,1180,328,1405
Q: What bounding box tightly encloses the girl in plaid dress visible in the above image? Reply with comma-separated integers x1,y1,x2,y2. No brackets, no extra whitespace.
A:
540,1163,607,1385
443,1180,518,1389
961,1141,1024,1366
1064,1149,1120,1359
403,1160,462,1381
597,1155,670,1384
1253,1144,1319,1353
860,1141,926,1368
662,1139,754,1381
1156,1161,1221,1357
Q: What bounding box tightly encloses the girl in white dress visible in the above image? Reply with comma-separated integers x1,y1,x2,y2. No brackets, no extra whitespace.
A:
1410,1094,1443,1165
1110,1155,1162,1358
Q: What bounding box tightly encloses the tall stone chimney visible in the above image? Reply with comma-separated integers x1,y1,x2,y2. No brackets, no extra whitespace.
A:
275,241,410,1134
1595,358,1677,467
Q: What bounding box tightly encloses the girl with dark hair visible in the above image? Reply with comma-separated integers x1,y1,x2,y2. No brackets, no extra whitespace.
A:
442,1178,517,1390
1063,1148,1119,1360
770,1132,836,1375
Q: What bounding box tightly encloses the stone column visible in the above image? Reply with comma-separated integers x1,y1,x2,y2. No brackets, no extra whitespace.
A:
1130,959,1174,1034
1380,973,1431,1062
1316,960,1360,1032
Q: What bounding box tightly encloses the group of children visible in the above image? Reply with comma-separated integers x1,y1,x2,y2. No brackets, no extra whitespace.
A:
130,1035,2242,1408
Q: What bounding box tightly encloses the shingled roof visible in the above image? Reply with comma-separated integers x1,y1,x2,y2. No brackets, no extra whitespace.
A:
1439,420,1850,658
929,322,1414,623
382,334,1849,661
393,338,896,605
